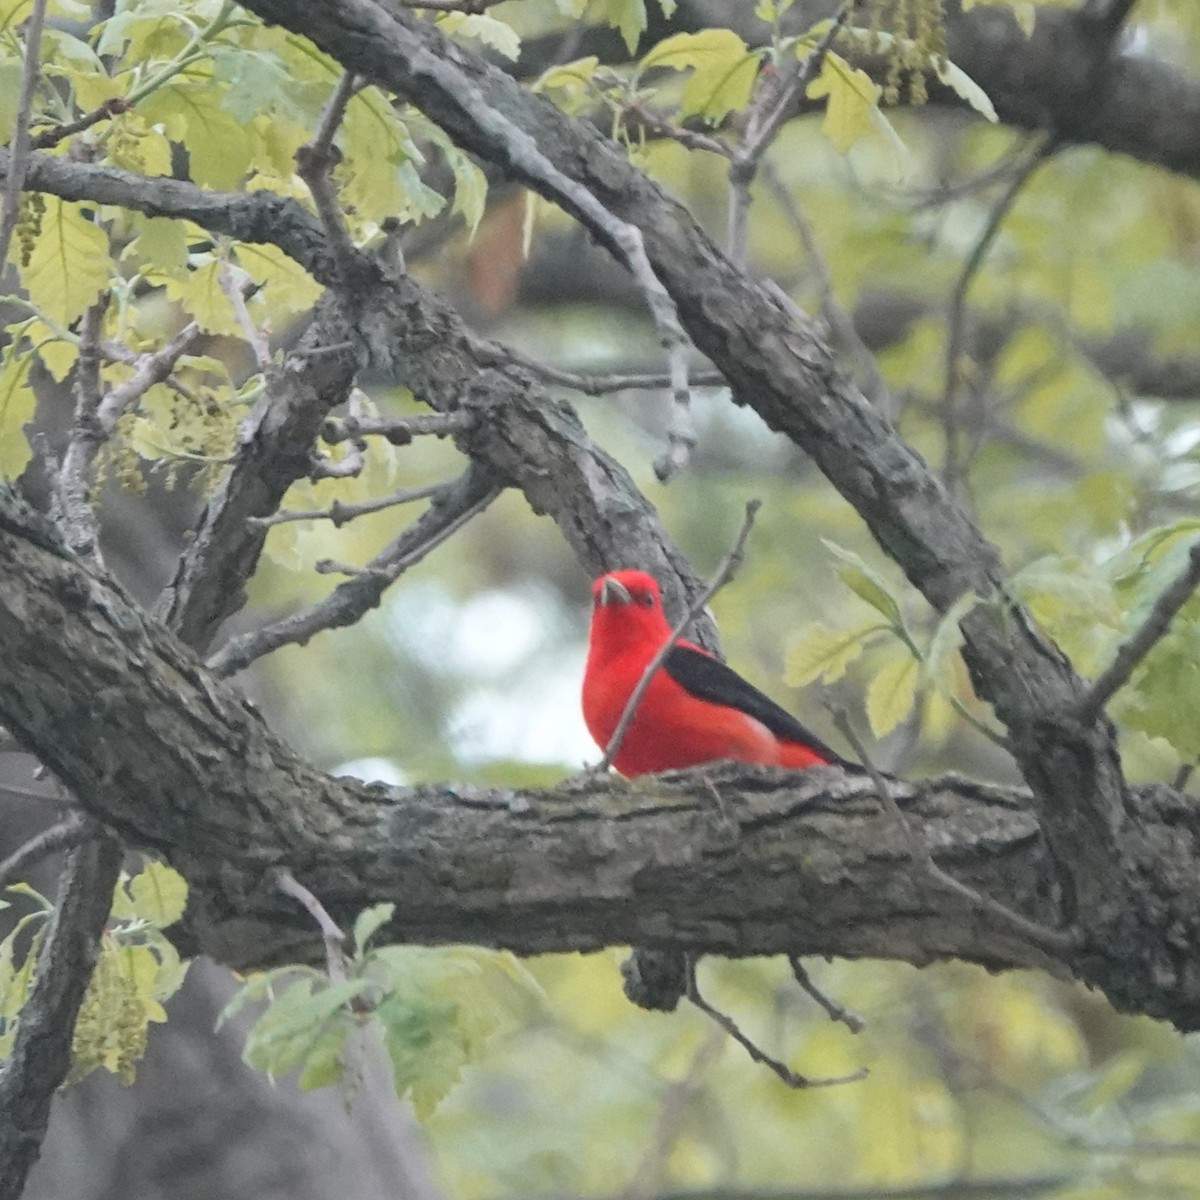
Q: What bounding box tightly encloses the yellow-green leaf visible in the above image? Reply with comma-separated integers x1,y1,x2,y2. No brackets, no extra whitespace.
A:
19,198,112,326
785,620,882,687
236,242,323,316
0,350,36,479
805,52,881,155
438,12,521,60
156,260,243,338
640,30,758,123
140,84,253,190
866,647,919,738
127,862,188,928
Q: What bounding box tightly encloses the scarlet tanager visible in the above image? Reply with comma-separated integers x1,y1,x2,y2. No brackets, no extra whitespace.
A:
583,569,851,776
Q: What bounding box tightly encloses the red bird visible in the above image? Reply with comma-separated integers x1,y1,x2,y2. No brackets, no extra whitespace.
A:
583,569,849,777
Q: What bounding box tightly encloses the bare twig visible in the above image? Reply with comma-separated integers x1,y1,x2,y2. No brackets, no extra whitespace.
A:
831,710,1075,955
727,6,849,263
761,168,889,411
1078,540,1200,724
0,833,122,1200
248,481,446,528
207,464,502,676
618,1027,725,1200
0,816,93,889
274,867,349,983
97,321,202,427
788,956,865,1034
30,97,130,151
56,298,107,558
393,46,695,476
0,0,48,273
598,499,762,773
295,71,367,287
940,135,1057,491
686,960,866,1090
219,264,271,368
322,410,474,445
621,101,730,159
515,361,727,396
310,441,365,480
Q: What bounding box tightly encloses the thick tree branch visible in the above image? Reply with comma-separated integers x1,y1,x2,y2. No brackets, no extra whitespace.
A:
226,0,1131,994
1,511,1200,1030
0,148,720,650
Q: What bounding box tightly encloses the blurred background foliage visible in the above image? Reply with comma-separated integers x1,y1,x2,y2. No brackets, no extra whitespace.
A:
228,4,1200,1195
7,0,1200,1195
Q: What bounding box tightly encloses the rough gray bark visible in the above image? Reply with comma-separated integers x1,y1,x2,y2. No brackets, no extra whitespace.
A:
2,509,1200,1029
225,0,1140,1025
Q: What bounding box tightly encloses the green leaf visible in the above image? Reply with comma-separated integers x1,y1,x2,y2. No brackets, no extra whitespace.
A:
821,539,905,628
353,903,396,955
235,242,323,316
438,13,521,61
639,30,759,124
132,216,190,275
0,61,23,139
593,0,647,55
785,620,884,687
19,198,113,327
154,260,243,338
923,592,979,685
0,349,36,479
127,862,188,928
934,59,997,123
140,84,253,190
242,976,368,1078
866,645,920,738
805,52,881,155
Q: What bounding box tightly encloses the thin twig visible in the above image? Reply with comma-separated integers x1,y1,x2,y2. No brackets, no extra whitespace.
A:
30,97,129,151
1078,540,1200,724
598,499,762,773
514,361,727,397
397,49,695,476
620,101,730,159
219,264,271,368
322,410,474,445
310,442,365,480
274,867,348,983
248,481,446,528
0,816,93,889
618,1027,725,1200
831,709,1075,955
727,5,849,263
0,0,48,273
686,960,866,1090
940,134,1057,491
97,320,201,428
56,298,107,558
761,168,889,411
295,71,367,287
207,465,502,676
788,956,865,1034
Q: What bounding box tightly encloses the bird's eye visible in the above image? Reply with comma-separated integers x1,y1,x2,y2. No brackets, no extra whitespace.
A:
640,593,654,606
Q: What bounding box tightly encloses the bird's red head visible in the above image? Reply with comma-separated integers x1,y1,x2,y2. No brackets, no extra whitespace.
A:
589,569,671,652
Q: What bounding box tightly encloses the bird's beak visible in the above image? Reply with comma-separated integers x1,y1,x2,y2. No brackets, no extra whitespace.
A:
597,576,632,606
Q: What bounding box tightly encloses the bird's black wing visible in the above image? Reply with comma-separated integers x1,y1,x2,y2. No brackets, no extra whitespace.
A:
663,644,852,768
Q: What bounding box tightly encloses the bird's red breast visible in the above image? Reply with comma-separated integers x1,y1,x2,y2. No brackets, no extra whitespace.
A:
582,569,841,777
